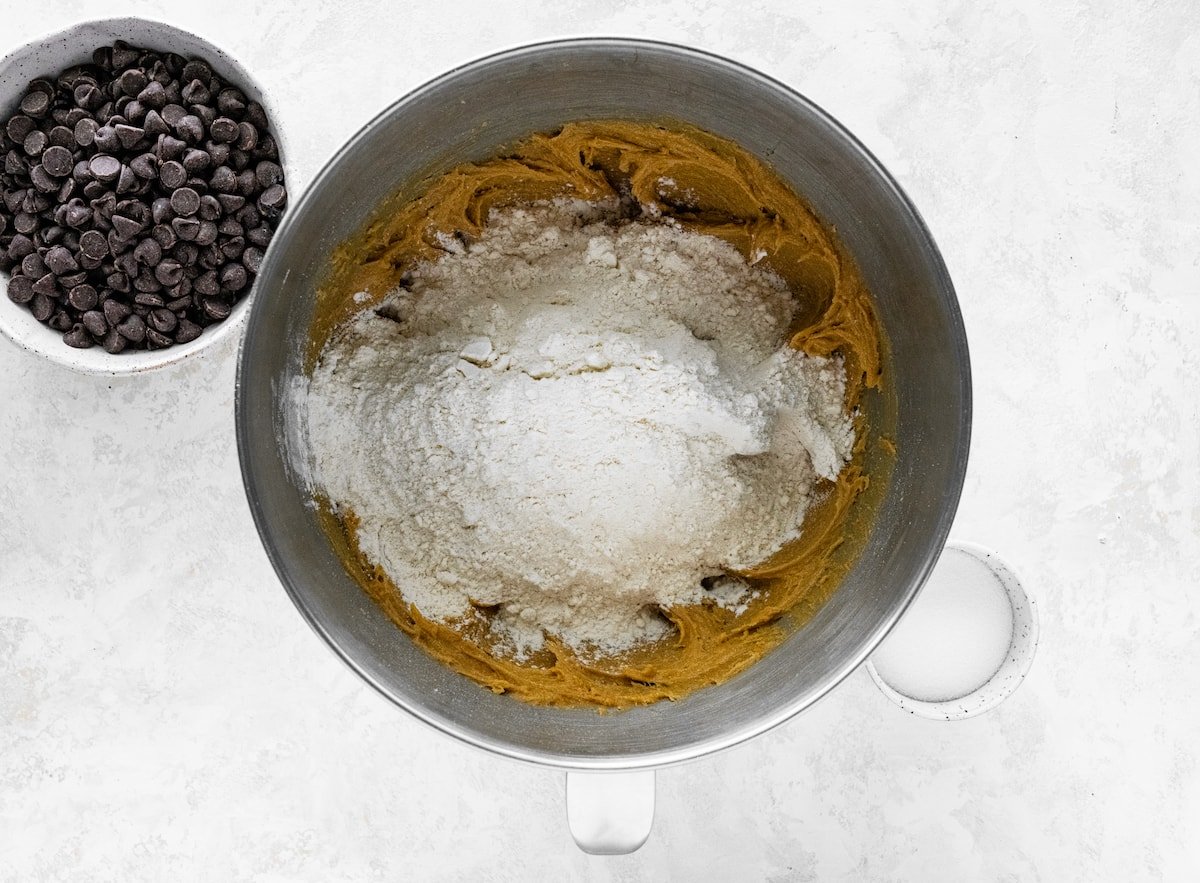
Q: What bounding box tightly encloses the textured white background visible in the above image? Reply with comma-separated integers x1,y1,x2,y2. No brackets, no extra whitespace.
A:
2,0,1198,880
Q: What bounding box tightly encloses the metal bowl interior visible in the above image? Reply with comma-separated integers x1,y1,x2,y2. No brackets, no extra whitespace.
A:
236,39,970,771
0,16,294,375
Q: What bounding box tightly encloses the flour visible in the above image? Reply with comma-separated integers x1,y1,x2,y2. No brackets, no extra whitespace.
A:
302,201,854,659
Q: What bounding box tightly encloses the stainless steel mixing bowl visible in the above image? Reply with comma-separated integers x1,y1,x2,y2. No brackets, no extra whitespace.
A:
236,39,969,774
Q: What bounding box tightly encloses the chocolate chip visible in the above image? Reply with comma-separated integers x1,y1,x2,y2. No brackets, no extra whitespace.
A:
48,126,76,149
219,263,247,293
114,123,145,149
216,193,245,214
154,136,185,162
116,313,146,341
59,270,88,290
142,109,169,138
125,100,148,124
191,104,216,128
256,134,279,161
151,224,177,251
48,310,73,332
209,117,238,143
129,152,158,179
194,270,219,296
180,59,213,83
111,213,143,240
79,309,107,337
137,80,167,110
216,87,246,117
100,328,126,353
146,199,169,226
255,160,283,189
154,258,184,286
111,42,140,71
93,125,120,152
161,103,187,127
116,163,138,194
182,148,210,174
173,242,199,267
6,274,35,303
13,212,38,234
44,246,79,276
206,165,234,194
19,90,51,118
4,150,27,175
102,298,131,325
7,233,35,260
197,194,222,221
114,251,139,278
40,146,74,178
152,159,184,190
174,318,202,343
77,83,106,112
201,296,231,320
175,114,204,144
195,220,219,246
68,283,98,311
258,184,286,217
148,307,177,333
117,68,148,96
89,154,121,182
29,292,54,321
236,169,258,197
221,236,245,261
206,141,231,167
30,165,58,193
236,122,258,152
62,323,93,347
23,129,48,157
133,238,162,266
145,327,172,348
21,252,47,277
181,79,211,106
32,272,59,296
171,216,200,241
170,187,200,217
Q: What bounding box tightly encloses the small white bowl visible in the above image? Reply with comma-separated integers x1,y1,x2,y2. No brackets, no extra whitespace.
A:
866,541,1040,721
0,16,294,375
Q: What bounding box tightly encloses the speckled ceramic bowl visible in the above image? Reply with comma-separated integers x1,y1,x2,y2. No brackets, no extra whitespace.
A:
867,542,1039,721
0,17,294,375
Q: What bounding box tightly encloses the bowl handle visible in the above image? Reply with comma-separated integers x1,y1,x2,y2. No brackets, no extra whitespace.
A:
565,770,655,854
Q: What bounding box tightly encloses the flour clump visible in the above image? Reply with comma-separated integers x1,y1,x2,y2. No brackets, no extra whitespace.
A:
303,201,854,659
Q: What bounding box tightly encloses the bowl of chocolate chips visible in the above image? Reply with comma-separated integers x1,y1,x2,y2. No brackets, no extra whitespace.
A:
0,18,290,373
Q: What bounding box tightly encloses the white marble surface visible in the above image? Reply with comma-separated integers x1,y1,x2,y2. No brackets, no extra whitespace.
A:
2,1,1198,879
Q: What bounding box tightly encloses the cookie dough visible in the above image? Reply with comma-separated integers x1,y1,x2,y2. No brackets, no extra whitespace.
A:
309,120,889,708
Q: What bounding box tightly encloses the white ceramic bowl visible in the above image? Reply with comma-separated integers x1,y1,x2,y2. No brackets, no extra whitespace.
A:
0,17,293,375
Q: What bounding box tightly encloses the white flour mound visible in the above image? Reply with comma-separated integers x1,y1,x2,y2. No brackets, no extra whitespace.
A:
303,201,854,659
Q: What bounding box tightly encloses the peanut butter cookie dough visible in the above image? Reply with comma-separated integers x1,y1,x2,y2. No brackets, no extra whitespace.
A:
307,120,889,708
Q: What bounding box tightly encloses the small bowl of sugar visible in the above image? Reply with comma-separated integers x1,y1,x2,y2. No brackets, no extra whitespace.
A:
866,541,1039,720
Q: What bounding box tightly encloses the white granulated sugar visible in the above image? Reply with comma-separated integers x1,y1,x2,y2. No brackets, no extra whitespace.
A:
303,201,854,659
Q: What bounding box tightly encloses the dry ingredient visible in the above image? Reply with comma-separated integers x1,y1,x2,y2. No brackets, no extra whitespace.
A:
0,40,287,350
870,548,1015,701
303,199,854,659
